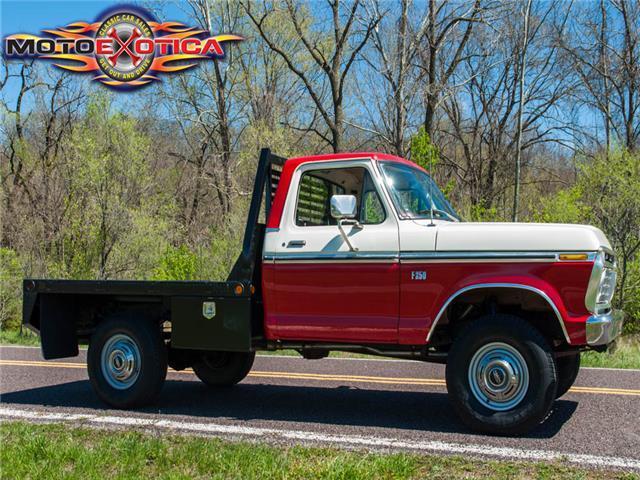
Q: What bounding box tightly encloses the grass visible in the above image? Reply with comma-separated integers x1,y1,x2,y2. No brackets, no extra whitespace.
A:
0,421,637,480
0,329,40,346
580,335,640,369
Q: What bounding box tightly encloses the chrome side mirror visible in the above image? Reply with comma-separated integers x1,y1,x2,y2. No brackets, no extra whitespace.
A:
330,195,357,219
330,194,360,252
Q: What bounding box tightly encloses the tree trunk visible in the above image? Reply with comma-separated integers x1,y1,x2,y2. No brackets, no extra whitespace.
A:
424,0,437,138
512,0,532,222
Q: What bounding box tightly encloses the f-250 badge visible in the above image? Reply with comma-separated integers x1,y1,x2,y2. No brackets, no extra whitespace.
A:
411,271,427,280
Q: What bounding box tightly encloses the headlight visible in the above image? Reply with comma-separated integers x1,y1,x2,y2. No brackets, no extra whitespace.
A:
585,250,617,314
596,268,616,306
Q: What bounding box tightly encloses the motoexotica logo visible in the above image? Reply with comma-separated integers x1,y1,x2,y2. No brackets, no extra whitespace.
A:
3,5,242,90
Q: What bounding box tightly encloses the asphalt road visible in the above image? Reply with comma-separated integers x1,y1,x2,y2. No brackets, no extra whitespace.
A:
1,345,639,470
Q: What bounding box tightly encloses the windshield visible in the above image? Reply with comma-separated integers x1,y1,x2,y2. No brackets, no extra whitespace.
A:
380,162,460,221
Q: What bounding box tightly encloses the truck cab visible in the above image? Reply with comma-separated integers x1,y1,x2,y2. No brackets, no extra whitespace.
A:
261,151,621,348
23,149,624,435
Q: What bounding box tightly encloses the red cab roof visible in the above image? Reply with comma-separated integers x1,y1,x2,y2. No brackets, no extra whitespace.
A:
285,151,421,169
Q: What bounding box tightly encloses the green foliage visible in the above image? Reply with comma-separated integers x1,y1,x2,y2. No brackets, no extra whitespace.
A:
198,211,247,281
463,204,502,222
621,260,640,334
152,245,198,281
408,128,464,218
61,95,147,278
534,187,589,224
0,248,22,330
238,121,296,163
441,179,456,199
109,207,175,280
538,150,640,332
50,93,174,280
409,127,439,172
237,120,296,212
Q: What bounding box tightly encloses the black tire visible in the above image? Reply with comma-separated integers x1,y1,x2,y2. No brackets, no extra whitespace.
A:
555,353,580,398
445,314,557,435
87,318,167,409
192,351,255,387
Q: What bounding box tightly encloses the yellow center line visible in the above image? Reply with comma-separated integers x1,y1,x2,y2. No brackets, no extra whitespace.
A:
249,372,445,386
1,359,638,396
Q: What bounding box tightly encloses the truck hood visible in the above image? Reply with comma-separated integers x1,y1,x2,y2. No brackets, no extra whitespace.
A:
435,222,611,252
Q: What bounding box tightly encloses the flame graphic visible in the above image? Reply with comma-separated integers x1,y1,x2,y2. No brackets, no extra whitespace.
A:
45,54,99,72
4,20,242,89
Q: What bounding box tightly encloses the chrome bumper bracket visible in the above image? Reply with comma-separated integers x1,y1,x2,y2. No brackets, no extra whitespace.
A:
585,310,624,346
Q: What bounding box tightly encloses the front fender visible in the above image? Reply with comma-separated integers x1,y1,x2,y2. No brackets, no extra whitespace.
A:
398,261,592,345
429,280,570,342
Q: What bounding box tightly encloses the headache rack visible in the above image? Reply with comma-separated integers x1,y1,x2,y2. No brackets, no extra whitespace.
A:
228,148,285,284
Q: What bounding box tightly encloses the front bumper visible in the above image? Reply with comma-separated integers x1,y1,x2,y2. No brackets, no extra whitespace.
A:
585,309,624,346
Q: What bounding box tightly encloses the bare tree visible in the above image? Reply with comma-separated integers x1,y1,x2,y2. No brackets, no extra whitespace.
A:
245,0,379,152
353,0,426,156
512,0,533,221
158,0,248,236
418,0,487,139
559,0,640,152
1,63,84,253
440,1,571,215
237,9,303,130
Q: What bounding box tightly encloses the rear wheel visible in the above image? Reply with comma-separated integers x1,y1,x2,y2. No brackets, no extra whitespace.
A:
445,314,557,435
192,351,255,387
555,353,580,398
87,318,167,408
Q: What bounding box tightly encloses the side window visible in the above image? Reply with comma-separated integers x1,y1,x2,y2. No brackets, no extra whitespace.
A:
296,174,345,226
295,166,385,226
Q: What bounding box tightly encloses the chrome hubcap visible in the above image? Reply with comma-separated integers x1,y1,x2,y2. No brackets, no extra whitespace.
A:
100,334,141,390
468,342,529,411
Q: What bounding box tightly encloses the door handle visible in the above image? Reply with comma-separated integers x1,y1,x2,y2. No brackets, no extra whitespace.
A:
287,240,306,247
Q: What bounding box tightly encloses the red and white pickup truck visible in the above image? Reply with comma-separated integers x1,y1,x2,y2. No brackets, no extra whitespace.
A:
23,149,624,435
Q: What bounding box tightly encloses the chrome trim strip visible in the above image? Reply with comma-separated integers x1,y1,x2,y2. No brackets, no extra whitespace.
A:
272,259,399,264
401,251,597,261
265,250,597,264
402,258,554,264
426,283,571,344
264,252,399,262
265,250,596,261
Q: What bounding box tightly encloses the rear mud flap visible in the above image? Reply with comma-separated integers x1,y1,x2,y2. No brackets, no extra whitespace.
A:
39,294,79,359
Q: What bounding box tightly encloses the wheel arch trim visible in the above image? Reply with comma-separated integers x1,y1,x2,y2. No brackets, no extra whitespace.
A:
426,282,570,344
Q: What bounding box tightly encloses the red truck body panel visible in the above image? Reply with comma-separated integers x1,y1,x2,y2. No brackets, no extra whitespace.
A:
262,259,592,345
398,260,592,345
262,261,400,343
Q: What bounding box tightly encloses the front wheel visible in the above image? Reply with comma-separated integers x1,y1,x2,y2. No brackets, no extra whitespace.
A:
555,353,580,398
192,351,255,387
87,318,167,409
446,315,557,435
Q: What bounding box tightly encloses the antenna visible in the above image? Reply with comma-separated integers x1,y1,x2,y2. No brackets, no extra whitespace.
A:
428,151,435,227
